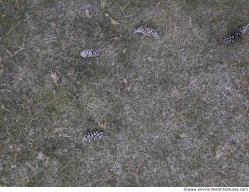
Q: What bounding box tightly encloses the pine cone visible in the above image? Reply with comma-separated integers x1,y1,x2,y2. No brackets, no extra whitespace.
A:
134,26,160,39
80,49,100,58
224,24,249,45
83,130,107,143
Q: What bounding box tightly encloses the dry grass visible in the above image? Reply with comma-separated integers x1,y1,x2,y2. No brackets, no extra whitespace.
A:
0,0,249,186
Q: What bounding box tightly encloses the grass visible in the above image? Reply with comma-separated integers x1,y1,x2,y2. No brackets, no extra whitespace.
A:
0,0,249,187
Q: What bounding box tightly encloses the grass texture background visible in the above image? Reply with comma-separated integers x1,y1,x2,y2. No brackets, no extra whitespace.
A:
0,0,249,186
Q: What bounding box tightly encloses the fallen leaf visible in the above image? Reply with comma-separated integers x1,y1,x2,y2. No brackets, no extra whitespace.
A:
37,151,48,161
115,76,128,91
179,133,188,138
111,18,120,25
101,0,107,8
51,72,59,84
85,9,90,17
99,120,108,129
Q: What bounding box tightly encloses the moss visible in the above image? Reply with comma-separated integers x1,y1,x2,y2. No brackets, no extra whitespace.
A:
42,0,57,8
0,15,16,36
25,171,45,187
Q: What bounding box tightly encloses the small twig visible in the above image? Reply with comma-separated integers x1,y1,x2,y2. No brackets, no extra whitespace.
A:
0,45,12,55
1,47,24,64
120,1,130,14
5,15,31,37
93,175,114,185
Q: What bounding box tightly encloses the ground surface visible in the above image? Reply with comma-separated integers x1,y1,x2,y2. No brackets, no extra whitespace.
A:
0,0,249,187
